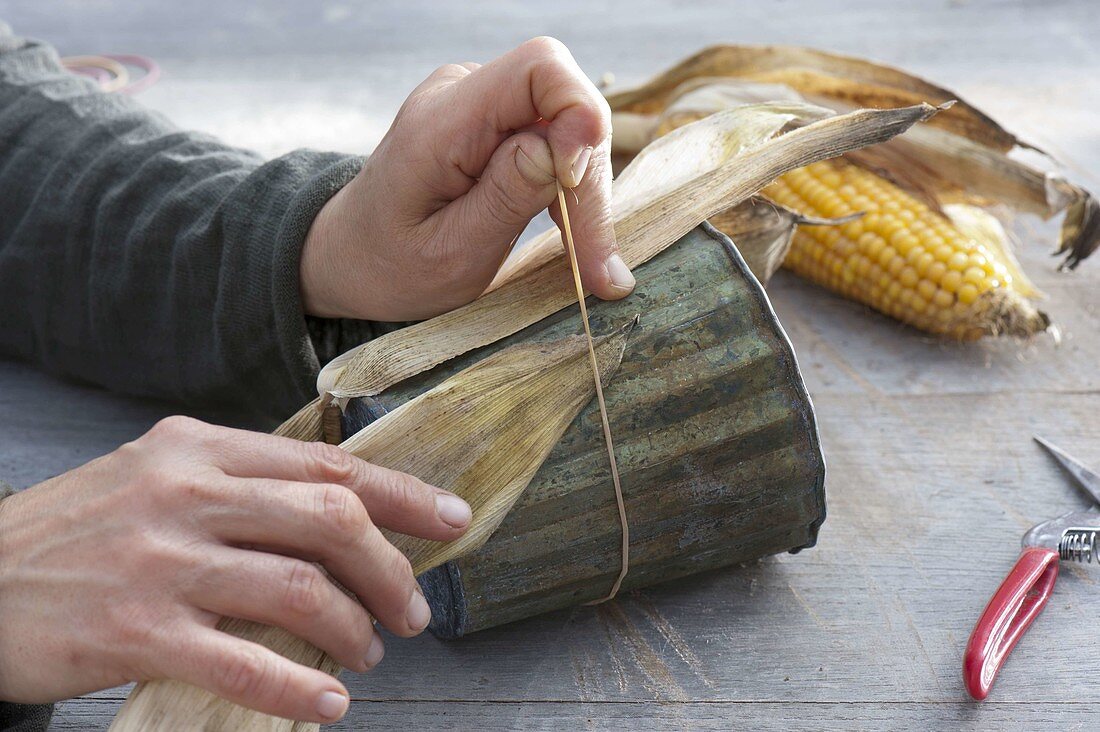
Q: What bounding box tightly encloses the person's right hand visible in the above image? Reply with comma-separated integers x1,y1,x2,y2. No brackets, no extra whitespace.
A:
300,36,633,323
0,416,470,724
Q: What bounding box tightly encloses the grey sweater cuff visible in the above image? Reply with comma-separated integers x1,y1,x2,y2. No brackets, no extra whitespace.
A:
255,151,376,411
0,700,53,732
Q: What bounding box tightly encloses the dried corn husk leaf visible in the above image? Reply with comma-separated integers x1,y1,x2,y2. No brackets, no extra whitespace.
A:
611,102,834,212
422,105,830,308
605,44,1015,149
496,101,849,287
351,326,632,574
847,123,1079,222
608,111,659,160
490,102,882,286
112,326,632,732
605,44,1099,271
612,79,807,155
708,198,859,283
1057,194,1100,270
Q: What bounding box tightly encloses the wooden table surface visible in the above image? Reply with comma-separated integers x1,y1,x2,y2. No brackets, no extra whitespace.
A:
4,1,1099,729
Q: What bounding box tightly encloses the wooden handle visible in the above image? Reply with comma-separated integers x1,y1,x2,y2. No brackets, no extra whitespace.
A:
963,546,1059,701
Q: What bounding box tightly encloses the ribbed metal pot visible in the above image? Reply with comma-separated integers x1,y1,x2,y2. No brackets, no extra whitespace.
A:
342,223,826,637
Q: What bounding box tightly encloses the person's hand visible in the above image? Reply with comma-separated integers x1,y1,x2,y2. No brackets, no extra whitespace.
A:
300,36,634,322
0,416,470,724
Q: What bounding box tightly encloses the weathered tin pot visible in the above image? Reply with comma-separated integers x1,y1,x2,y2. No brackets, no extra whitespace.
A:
342,223,826,637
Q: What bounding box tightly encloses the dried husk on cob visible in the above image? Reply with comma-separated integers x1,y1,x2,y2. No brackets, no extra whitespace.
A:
112,100,942,730
604,45,1100,339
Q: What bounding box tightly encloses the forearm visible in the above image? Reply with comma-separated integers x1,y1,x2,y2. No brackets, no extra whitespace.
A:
0,484,52,730
0,22,372,419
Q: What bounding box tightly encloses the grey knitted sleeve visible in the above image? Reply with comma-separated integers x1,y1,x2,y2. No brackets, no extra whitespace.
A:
0,22,380,421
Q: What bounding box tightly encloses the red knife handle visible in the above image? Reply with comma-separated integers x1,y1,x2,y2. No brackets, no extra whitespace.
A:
963,546,1060,700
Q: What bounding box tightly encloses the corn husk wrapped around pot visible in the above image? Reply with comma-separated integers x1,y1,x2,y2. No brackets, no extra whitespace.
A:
281,99,941,445
605,45,1099,340
113,94,944,730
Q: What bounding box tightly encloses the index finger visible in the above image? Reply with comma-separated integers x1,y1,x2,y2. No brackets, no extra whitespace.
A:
194,424,471,535
550,139,635,300
450,36,611,189
457,38,631,298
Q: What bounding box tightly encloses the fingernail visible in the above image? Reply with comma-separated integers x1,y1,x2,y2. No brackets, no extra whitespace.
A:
516,144,555,186
605,254,636,293
364,633,385,669
568,146,593,187
435,493,472,528
316,690,349,721
407,588,432,631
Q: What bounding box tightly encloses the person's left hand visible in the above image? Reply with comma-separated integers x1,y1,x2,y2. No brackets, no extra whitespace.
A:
299,36,633,322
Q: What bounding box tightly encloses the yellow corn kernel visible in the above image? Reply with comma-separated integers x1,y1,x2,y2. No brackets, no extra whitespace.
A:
916,279,937,302
941,270,963,293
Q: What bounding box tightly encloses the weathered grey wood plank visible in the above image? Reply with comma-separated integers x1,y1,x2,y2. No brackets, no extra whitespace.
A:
0,362,268,489
48,698,1100,731
769,265,1100,398
45,394,1100,719
338,395,1100,707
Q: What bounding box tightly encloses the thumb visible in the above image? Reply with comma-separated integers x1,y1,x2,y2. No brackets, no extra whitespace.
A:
446,131,559,281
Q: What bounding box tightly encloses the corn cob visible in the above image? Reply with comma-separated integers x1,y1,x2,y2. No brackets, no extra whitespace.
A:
762,159,1049,339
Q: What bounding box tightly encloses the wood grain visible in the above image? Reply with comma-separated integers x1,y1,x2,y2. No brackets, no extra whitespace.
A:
53,697,1100,731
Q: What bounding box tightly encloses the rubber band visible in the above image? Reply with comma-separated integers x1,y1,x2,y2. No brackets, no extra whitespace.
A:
61,55,129,92
77,66,112,84
555,181,631,604
106,54,161,95
61,54,160,94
